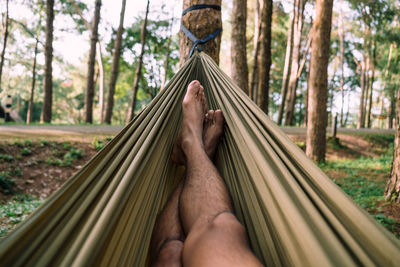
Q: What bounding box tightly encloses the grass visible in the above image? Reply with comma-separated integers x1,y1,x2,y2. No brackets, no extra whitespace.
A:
0,195,44,238
319,143,399,238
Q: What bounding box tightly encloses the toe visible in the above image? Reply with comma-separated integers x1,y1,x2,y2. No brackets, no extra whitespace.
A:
208,110,215,125
187,80,201,96
215,110,224,125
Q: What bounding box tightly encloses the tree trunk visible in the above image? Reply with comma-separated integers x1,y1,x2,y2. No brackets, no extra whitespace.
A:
231,0,249,93
0,0,9,92
104,0,126,124
40,0,54,123
357,59,366,128
84,0,102,123
284,0,306,126
27,36,40,124
386,85,400,202
366,45,376,128
338,4,345,127
389,87,396,129
69,0,106,122
161,16,174,91
305,0,333,163
127,0,150,122
277,6,294,125
250,14,261,102
179,0,222,66
256,0,273,114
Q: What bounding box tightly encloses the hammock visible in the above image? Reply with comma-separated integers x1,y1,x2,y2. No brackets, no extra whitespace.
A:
1,52,399,266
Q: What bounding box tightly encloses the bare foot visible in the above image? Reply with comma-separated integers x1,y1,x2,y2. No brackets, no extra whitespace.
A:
171,80,206,164
203,109,225,160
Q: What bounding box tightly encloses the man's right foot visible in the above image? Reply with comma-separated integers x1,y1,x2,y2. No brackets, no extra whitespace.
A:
203,110,225,160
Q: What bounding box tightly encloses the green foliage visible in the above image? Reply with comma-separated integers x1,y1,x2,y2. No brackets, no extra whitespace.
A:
0,196,43,237
92,137,104,151
20,147,32,156
40,139,49,147
0,172,15,195
0,154,14,162
47,147,83,167
13,140,24,148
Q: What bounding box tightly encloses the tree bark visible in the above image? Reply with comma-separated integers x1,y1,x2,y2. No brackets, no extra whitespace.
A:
179,0,222,66
0,0,9,92
27,30,41,124
84,0,102,123
305,0,333,163
357,58,366,128
277,9,294,125
250,13,261,102
40,0,54,123
104,0,126,124
284,0,306,126
338,4,345,127
256,0,273,114
366,45,376,128
386,84,400,202
69,0,106,122
161,16,175,91
127,0,150,122
231,0,249,93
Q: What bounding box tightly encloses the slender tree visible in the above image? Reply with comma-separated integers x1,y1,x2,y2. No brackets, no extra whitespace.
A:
127,0,150,122
256,0,273,113
277,9,294,125
231,0,249,93
27,11,43,124
338,5,345,127
40,0,54,123
160,15,175,90
284,0,307,126
386,84,400,202
250,4,261,101
366,44,376,128
179,0,222,66
104,0,127,124
305,0,333,163
69,0,106,121
84,0,101,123
0,0,10,92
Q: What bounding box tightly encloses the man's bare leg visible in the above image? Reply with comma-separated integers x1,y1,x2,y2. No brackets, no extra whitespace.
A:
178,81,262,267
150,81,222,266
150,178,185,267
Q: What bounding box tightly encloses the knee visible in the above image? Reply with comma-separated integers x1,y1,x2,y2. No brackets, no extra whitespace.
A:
153,240,183,267
209,212,247,238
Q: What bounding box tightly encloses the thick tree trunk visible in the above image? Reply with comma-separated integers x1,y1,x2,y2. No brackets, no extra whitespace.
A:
179,0,222,66
127,0,150,122
256,0,272,113
0,0,9,92
84,0,102,123
231,0,249,93
284,0,306,126
104,0,126,124
277,10,294,125
40,0,54,123
305,0,333,163
27,38,40,124
386,85,400,202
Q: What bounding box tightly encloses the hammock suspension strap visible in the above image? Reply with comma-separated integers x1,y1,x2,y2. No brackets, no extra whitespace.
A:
180,4,222,58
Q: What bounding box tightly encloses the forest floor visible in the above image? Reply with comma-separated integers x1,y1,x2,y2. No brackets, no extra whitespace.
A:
0,127,398,240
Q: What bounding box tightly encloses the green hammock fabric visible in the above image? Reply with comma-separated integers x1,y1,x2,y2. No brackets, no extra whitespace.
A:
1,52,400,266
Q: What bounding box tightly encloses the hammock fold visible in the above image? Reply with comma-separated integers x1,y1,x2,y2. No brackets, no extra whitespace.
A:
1,52,399,266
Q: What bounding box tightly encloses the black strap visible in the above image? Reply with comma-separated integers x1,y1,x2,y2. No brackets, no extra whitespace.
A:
182,4,221,16
180,4,222,58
